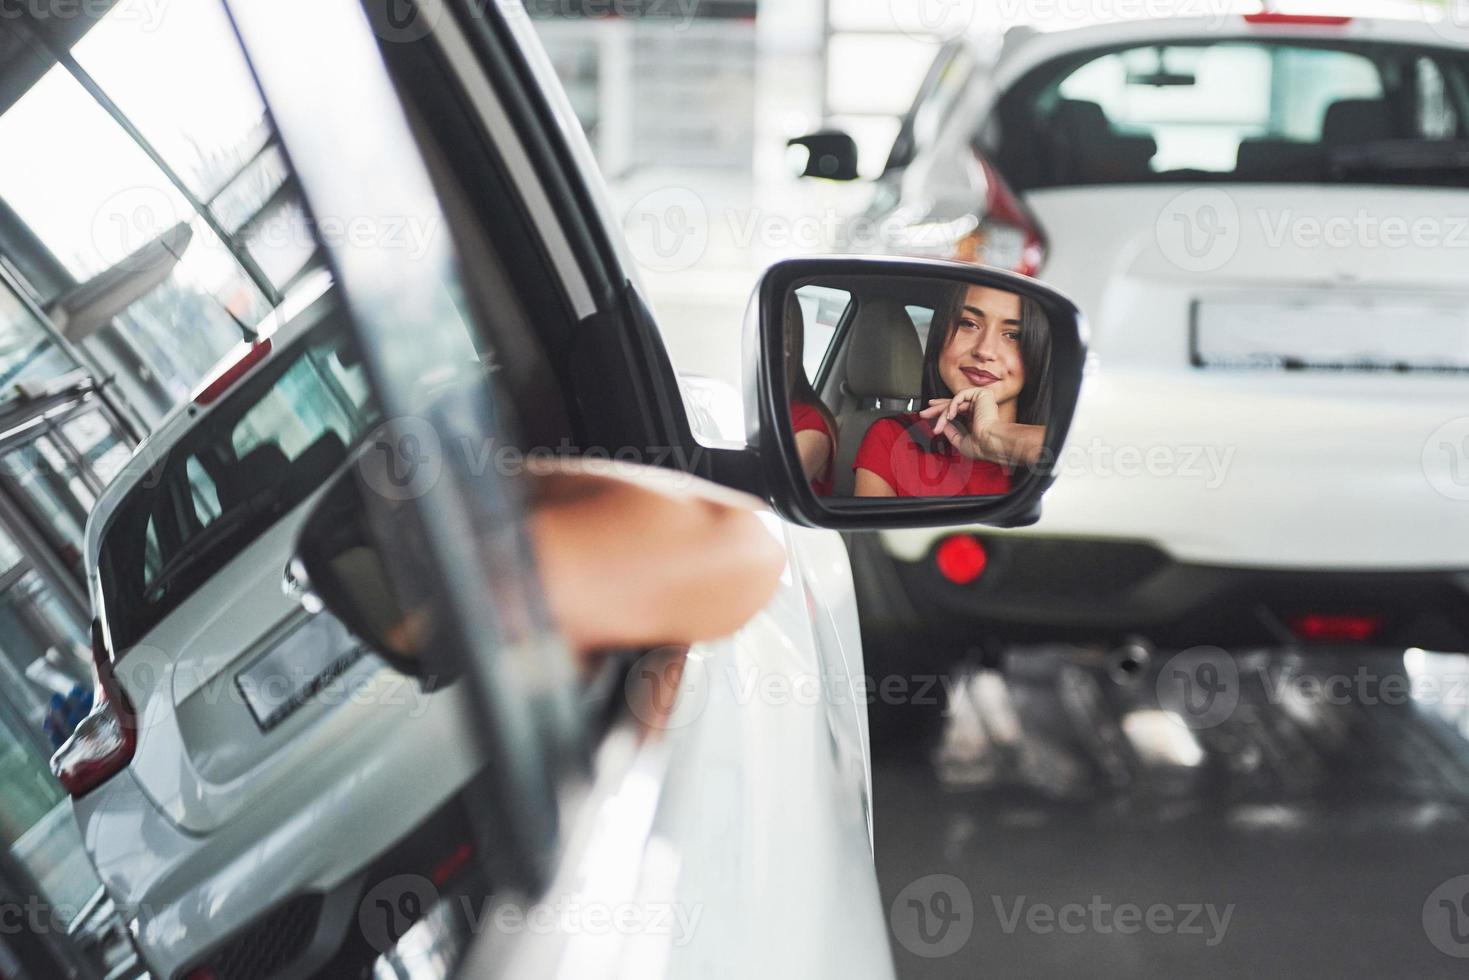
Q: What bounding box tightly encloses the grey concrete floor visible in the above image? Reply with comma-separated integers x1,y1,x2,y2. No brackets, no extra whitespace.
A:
873,648,1469,978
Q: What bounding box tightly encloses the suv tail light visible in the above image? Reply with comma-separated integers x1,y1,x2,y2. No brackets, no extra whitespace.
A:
194,337,272,406
970,150,1047,277
895,151,1047,276
1243,13,1352,26
50,621,136,797
1289,612,1383,643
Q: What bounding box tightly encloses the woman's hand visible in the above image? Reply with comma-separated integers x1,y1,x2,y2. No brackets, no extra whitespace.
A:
919,388,1047,468
920,386,1001,461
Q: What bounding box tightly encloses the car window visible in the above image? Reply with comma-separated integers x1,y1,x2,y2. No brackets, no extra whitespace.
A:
98,316,380,652
999,41,1469,189
796,284,853,384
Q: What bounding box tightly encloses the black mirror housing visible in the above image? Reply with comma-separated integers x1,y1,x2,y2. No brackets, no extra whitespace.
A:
747,256,1088,530
788,131,861,181
292,455,454,684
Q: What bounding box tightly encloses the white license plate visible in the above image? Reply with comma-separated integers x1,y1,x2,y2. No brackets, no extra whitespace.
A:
1193,294,1469,372
236,614,369,731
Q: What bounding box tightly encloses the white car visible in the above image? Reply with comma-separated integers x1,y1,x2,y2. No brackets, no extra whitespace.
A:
54,273,505,978
43,1,1090,978
804,12,1469,654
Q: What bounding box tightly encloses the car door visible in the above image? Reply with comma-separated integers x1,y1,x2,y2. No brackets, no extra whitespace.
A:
224,1,892,977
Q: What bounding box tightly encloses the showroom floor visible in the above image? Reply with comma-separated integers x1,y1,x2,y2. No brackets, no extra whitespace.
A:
873,648,1469,978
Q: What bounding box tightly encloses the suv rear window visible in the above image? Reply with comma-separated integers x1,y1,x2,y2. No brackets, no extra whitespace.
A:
995,40,1469,190
98,310,379,652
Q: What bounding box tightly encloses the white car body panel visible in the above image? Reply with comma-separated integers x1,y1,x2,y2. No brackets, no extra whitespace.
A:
71,9,887,980
875,17,1469,572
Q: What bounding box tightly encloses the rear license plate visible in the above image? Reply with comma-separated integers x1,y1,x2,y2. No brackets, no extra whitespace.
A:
1193,294,1469,372
235,614,369,731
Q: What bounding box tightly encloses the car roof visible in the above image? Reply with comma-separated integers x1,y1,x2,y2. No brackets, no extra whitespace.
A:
84,269,338,566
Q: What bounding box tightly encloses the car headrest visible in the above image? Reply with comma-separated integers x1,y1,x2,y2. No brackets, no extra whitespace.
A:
1052,99,1112,139
1235,138,1322,179
845,297,925,402
222,443,290,509
288,432,348,497
1322,99,1394,145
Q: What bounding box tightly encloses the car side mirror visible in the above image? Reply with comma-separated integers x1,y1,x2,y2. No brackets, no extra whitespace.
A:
289,454,452,683
749,256,1087,529
787,131,860,181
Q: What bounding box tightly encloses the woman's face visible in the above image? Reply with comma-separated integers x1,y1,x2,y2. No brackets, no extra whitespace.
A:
937,285,1026,419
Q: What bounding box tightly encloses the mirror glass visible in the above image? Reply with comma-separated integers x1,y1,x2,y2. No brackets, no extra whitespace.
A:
783,275,1055,500
293,459,441,673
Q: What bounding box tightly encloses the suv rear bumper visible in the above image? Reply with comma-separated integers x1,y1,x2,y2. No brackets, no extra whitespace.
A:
854,532,1469,654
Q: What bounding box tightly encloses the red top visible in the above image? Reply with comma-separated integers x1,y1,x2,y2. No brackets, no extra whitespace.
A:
853,414,1012,497
791,401,835,497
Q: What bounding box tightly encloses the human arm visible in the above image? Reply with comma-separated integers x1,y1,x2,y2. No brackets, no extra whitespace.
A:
527,460,785,656
919,388,1046,468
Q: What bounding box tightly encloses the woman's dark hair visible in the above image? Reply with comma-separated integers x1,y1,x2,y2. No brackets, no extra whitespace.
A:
785,292,840,448
911,283,1052,454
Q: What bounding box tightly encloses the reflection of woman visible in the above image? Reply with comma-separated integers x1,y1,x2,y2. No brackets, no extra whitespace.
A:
786,293,838,496
854,284,1051,498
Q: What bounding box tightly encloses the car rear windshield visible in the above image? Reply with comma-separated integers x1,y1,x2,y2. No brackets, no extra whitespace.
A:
98,311,379,653
994,40,1469,191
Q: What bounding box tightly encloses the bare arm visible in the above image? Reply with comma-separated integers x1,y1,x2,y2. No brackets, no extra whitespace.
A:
796,429,833,484
528,461,785,655
853,468,897,497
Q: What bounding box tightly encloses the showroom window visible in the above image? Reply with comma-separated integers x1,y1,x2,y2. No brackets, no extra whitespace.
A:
0,0,320,408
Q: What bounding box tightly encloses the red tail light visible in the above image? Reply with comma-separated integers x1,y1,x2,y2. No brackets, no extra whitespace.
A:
1289,613,1383,643
1244,13,1352,26
193,337,272,406
968,150,1048,277
51,622,136,797
936,535,988,585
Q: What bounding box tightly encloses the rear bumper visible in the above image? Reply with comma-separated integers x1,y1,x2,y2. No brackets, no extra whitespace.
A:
72,678,482,980
859,532,1469,652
